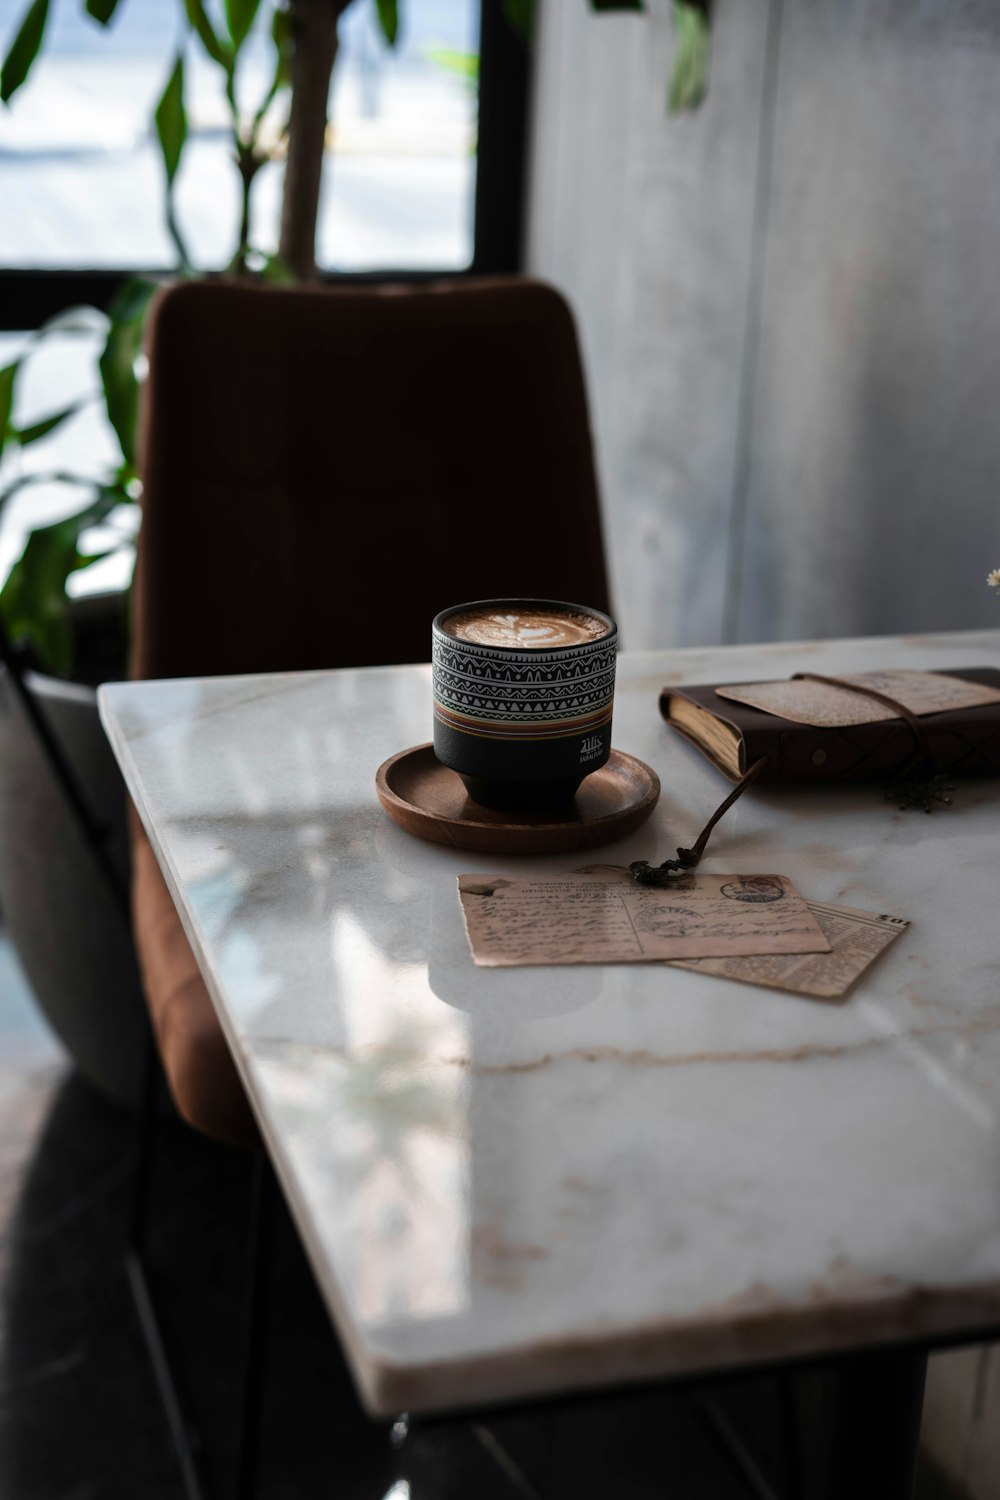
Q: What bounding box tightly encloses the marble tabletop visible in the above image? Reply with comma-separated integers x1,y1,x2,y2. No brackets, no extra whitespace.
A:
99,630,1000,1418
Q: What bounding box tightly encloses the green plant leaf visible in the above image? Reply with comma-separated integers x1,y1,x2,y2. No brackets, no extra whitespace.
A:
0,481,126,672
501,0,535,38
0,508,104,674
154,52,187,183
425,45,478,82
249,4,292,132
0,543,72,674
96,476,134,511
1,0,50,104
0,471,93,522
115,457,139,493
183,0,232,69
669,1,710,112
12,402,86,446
258,252,296,284
270,4,292,88
225,0,261,52
0,362,17,464
373,0,399,47
98,278,156,469
84,0,121,23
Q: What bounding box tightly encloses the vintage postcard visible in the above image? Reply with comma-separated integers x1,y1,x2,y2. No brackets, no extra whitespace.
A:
458,872,831,967
714,670,1000,729
672,900,909,1000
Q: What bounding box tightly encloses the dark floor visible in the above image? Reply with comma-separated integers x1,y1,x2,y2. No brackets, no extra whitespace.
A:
0,930,972,1500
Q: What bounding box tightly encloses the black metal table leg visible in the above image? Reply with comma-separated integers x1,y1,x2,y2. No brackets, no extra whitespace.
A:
233,1153,275,1500
817,1347,927,1500
777,1371,808,1500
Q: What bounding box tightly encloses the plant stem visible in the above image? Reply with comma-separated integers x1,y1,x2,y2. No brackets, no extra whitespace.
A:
166,192,192,271
223,50,261,279
235,148,258,273
279,0,342,281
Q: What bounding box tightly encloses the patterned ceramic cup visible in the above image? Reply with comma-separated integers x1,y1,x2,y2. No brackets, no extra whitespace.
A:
432,598,618,811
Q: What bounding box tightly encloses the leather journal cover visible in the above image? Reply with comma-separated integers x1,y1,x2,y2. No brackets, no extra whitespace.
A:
661,667,1000,785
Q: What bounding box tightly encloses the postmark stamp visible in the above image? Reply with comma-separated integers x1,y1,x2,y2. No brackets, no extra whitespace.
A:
720,877,785,904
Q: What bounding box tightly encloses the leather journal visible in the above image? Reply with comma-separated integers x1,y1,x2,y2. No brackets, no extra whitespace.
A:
660,668,1000,785
628,667,1000,884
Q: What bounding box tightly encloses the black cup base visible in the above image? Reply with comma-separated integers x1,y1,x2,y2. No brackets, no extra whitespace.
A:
459,773,585,813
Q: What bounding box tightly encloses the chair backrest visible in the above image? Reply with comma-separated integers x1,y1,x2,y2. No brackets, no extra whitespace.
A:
132,278,610,681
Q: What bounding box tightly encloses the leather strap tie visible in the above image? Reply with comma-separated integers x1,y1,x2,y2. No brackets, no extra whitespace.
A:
630,756,769,885
791,671,937,771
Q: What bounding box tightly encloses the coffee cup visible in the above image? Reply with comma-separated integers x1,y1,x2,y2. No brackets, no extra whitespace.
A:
432,598,618,811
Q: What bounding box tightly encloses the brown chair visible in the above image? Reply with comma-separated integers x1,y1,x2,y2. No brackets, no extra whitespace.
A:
131,276,611,1149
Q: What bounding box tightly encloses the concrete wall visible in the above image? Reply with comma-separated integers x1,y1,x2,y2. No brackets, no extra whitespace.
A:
526,0,1000,650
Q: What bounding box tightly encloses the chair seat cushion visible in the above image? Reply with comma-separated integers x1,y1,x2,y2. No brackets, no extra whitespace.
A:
131,824,260,1150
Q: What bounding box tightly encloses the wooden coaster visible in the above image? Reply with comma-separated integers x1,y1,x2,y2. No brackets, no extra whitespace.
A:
376,744,660,854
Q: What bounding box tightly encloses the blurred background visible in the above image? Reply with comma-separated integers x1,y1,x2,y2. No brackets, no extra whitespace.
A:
2,0,997,663
528,2,1000,650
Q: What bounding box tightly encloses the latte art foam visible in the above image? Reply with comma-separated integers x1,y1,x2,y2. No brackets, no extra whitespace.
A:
443,607,609,650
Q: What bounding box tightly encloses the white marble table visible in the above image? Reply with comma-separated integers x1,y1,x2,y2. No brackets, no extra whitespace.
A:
99,630,1000,1421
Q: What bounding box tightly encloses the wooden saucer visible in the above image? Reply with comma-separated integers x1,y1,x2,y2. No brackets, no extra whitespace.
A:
375,744,660,854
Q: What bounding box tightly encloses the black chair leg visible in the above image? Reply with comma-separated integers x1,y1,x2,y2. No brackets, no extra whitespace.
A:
693,1389,783,1500
125,1034,211,1500
233,1153,276,1500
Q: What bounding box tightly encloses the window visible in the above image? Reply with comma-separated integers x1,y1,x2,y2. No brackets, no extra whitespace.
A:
0,0,481,272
